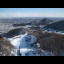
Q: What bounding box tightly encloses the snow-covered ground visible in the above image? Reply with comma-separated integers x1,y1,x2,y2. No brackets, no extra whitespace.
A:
43,29,64,35
8,33,54,56
8,33,39,56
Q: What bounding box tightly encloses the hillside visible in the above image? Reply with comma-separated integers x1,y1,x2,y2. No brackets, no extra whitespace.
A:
4,28,26,38
39,18,53,25
28,30,64,56
31,18,53,25
0,18,64,56
43,20,64,31
0,37,14,56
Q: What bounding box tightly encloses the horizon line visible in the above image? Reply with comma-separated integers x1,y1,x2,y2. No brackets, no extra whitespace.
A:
0,16,64,18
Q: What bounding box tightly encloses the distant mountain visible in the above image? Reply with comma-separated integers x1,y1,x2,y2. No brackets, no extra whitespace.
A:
0,18,64,25
39,18,53,25
31,18,53,25
44,20,64,31
1,18,64,26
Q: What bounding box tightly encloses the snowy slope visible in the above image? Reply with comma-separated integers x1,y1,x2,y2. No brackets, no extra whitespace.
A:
8,33,38,56
8,33,27,49
8,33,53,56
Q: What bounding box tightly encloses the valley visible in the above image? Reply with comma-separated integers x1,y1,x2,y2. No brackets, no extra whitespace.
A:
0,17,64,56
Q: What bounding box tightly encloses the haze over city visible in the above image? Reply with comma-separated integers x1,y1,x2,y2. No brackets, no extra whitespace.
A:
0,8,64,17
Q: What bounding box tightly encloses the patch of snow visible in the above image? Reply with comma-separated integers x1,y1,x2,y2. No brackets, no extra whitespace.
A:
8,33,40,56
37,43,40,48
8,33,27,49
8,32,55,56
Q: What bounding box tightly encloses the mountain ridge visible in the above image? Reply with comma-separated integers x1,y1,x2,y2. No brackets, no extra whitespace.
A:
43,20,64,31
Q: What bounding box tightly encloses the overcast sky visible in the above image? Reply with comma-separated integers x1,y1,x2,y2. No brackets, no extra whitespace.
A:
0,8,64,17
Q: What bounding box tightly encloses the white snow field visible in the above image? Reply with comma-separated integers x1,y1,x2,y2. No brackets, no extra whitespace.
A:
8,33,53,56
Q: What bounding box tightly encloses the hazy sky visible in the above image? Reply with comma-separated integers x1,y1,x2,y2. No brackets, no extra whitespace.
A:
0,8,64,17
